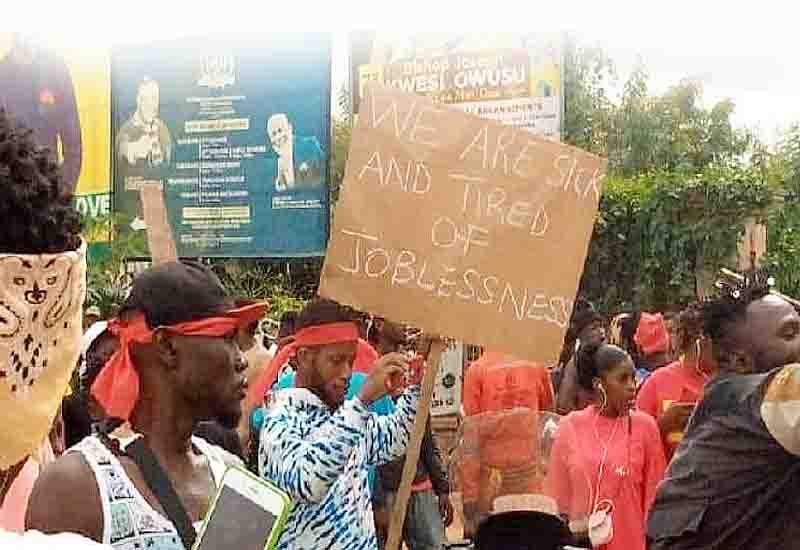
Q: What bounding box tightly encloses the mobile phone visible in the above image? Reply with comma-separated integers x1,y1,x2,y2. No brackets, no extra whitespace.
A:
194,466,292,550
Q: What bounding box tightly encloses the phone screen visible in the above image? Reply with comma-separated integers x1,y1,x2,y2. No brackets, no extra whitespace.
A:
196,485,278,550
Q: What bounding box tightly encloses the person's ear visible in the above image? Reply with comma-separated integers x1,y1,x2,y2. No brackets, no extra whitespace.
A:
152,329,179,371
295,347,314,371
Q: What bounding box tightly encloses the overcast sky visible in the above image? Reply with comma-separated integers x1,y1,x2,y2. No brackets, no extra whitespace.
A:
9,0,799,143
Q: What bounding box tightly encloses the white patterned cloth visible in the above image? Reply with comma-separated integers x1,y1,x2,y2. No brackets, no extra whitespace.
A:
259,386,420,550
71,435,236,549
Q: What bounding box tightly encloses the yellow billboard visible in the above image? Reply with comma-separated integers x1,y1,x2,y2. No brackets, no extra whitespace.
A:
66,49,111,200
350,32,563,139
0,34,110,229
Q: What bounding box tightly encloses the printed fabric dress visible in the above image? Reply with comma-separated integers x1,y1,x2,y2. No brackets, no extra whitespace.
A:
259,386,420,550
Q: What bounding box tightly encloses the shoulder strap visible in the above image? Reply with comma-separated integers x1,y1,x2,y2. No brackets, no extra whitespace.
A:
125,438,197,550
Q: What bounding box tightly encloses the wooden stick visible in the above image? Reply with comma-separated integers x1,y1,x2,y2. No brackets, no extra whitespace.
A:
140,183,178,265
385,339,446,550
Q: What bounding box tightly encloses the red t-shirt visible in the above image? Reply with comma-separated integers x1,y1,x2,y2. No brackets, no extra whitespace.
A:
463,351,554,416
547,406,666,550
635,360,708,459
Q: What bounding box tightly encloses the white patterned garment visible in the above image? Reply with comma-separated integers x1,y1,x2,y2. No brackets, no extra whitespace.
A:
259,386,420,550
71,435,236,550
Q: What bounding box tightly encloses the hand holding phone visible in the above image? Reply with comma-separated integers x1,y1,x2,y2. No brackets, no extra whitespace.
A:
194,467,292,550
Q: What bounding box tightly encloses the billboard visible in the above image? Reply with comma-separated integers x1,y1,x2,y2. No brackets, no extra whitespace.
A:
0,34,111,238
112,34,332,258
350,32,562,139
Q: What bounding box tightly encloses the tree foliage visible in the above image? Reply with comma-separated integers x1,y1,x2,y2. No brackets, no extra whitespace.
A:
562,38,616,156
81,213,137,318
331,86,353,206
562,35,778,311
581,166,779,313
212,260,308,320
763,125,800,297
563,36,754,178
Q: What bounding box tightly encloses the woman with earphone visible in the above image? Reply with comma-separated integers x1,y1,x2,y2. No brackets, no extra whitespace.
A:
546,343,666,549
636,303,718,461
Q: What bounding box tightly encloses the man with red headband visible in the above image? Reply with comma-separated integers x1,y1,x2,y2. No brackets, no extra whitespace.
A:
259,298,420,550
27,261,266,550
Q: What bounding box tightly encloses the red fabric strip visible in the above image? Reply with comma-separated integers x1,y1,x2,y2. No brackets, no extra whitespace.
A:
91,302,267,421
293,322,360,347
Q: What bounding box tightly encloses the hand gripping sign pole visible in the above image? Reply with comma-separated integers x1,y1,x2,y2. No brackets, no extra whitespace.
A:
385,339,446,550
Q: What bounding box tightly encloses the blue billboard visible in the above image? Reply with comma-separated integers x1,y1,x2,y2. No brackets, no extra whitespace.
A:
112,34,331,258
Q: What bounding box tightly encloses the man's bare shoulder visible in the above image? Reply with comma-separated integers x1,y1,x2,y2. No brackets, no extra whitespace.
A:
26,450,104,542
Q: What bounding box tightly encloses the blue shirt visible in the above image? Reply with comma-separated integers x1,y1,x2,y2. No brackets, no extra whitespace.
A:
251,371,394,494
259,385,419,550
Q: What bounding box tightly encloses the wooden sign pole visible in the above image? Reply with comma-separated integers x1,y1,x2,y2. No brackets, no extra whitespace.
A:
385,339,446,550
140,183,178,264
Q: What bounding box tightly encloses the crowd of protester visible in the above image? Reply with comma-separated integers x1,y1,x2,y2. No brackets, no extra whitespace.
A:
3,106,800,550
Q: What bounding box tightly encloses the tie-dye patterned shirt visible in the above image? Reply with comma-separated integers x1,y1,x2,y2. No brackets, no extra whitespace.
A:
259,385,420,550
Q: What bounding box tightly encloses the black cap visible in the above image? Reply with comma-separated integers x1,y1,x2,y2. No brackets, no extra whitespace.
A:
126,261,235,328
474,511,569,550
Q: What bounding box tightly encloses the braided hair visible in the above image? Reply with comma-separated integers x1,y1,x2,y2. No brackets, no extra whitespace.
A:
703,269,774,374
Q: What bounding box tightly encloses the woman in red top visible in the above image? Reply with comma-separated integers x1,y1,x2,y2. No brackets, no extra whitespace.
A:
636,303,718,460
547,343,666,550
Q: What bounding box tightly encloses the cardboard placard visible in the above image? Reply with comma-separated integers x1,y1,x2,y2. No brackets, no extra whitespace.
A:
320,84,606,362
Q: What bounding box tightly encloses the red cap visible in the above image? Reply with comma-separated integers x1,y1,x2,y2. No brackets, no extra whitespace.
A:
635,312,671,355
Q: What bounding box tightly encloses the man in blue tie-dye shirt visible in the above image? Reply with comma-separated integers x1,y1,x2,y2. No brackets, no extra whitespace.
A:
259,299,420,550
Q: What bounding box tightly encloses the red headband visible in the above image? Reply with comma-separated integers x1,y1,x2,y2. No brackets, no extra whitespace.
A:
245,322,361,409
293,322,360,347
91,302,267,421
